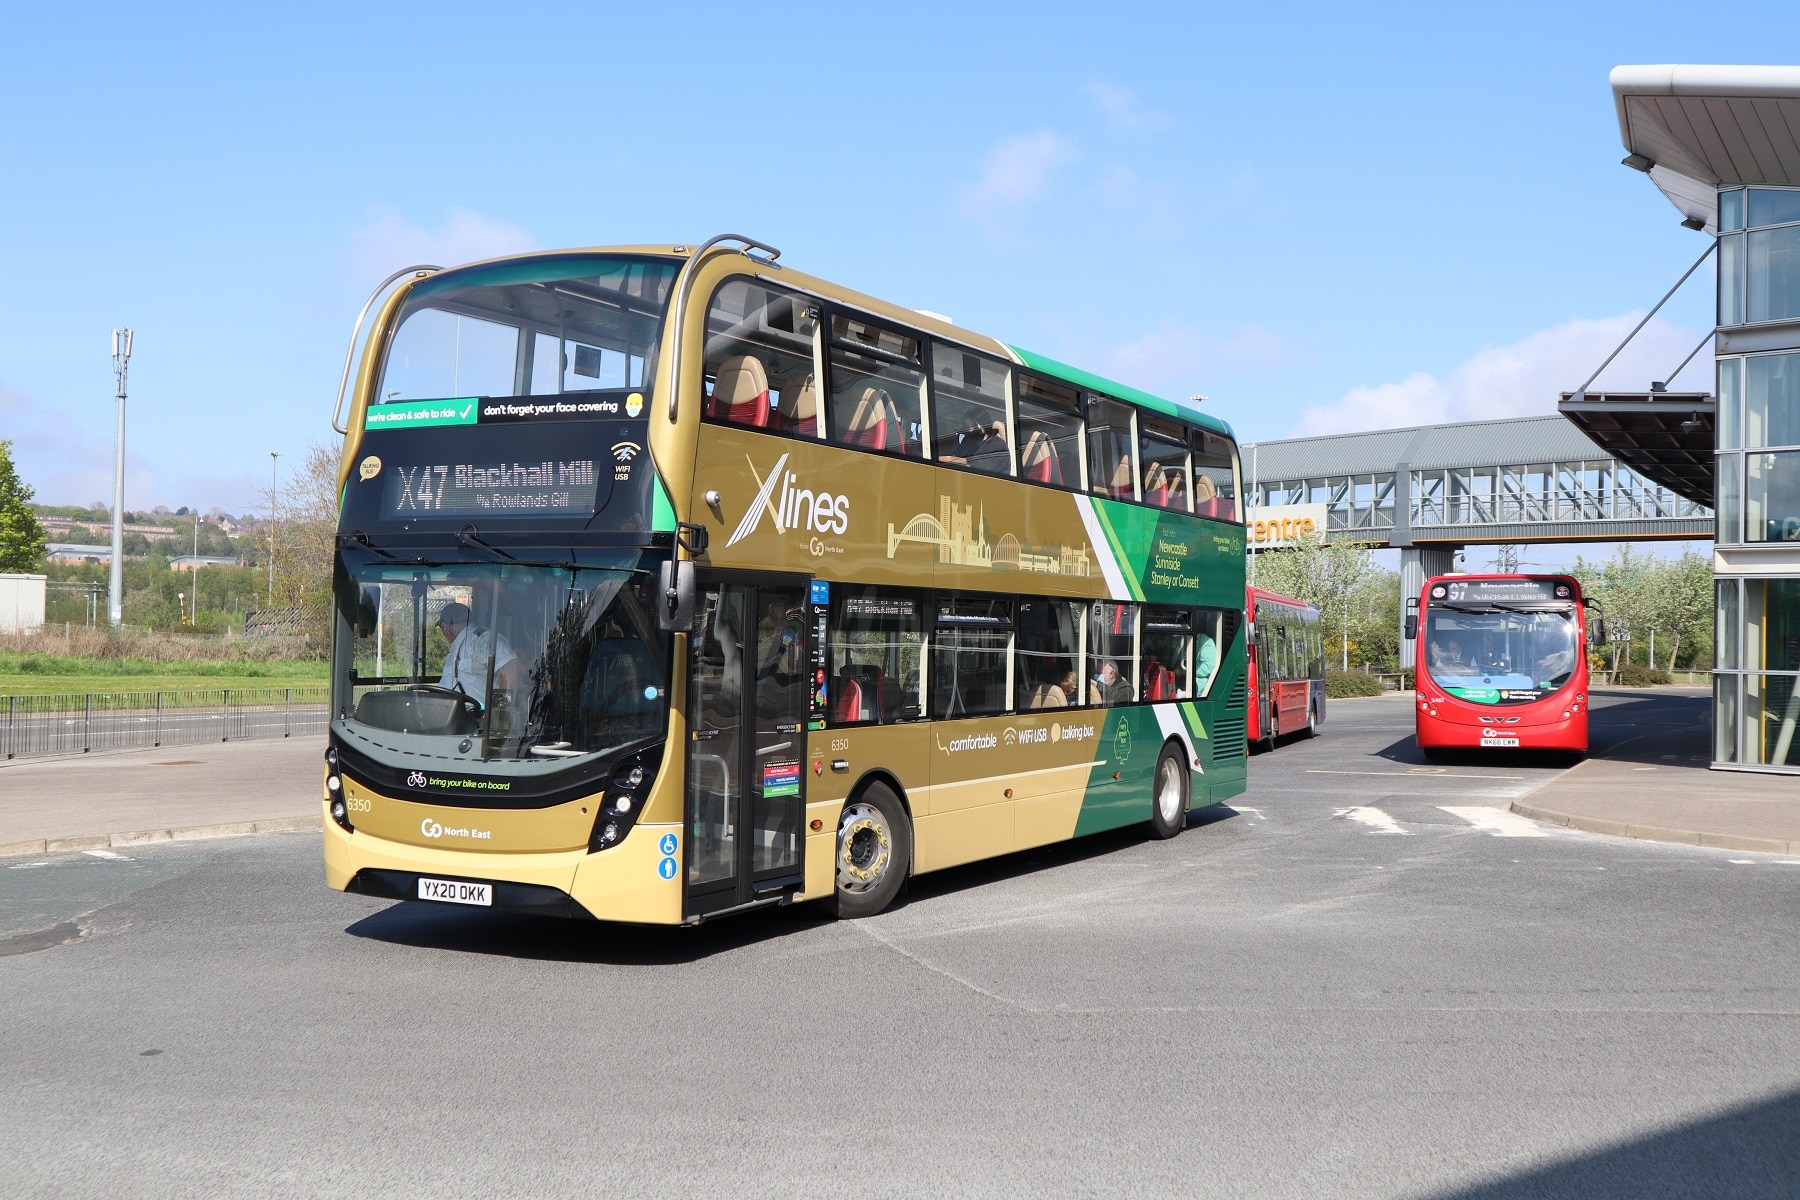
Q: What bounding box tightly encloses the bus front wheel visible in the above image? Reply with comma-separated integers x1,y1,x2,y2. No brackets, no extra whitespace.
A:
1149,744,1188,840
832,781,911,919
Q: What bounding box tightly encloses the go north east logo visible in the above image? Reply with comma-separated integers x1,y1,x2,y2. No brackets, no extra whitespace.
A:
725,452,850,547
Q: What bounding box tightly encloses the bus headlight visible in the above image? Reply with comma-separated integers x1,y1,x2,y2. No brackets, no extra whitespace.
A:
325,747,353,832
590,745,664,853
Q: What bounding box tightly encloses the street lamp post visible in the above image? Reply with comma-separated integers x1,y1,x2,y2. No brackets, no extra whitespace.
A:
108,329,133,628
267,451,281,605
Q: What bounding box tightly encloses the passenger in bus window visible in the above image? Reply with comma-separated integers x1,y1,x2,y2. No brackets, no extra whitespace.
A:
1195,628,1218,694
954,405,1008,471
1090,657,1132,706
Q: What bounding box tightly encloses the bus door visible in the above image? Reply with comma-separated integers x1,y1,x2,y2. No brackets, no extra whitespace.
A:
685,574,809,917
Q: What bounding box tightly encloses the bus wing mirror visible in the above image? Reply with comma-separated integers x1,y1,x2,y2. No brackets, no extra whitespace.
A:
659,560,696,631
1245,626,1259,647
1403,615,1417,641
1591,618,1608,646
356,588,379,638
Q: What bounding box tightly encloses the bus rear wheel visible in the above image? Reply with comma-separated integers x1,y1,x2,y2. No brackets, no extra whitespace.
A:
832,782,910,919
1149,744,1188,840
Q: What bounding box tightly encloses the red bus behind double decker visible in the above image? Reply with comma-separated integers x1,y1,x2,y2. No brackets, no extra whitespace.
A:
1247,586,1325,748
1409,574,1602,758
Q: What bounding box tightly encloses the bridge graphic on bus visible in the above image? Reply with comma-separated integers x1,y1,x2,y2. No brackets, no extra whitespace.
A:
886,493,1092,577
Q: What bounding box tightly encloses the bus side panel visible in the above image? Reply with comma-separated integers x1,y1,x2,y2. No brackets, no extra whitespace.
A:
1184,697,1247,806
918,711,1088,871
1276,679,1310,735
1072,706,1166,837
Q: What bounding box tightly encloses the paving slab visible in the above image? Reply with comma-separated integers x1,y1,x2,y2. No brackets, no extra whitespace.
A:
1512,687,1800,852
0,737,324,853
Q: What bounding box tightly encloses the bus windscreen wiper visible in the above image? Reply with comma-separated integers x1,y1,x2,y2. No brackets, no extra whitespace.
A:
336,531,424,563
457,525,520,563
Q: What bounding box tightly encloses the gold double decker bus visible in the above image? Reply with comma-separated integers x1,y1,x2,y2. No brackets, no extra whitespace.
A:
323,236,1248,922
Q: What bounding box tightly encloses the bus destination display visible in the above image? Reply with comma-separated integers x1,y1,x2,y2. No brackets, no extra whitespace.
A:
1440,579,1566,604
382,459,599,518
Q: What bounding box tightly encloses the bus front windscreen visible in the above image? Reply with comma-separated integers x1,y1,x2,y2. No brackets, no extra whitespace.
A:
336,561,669,773
1423,606,1579,704
377,255,679,408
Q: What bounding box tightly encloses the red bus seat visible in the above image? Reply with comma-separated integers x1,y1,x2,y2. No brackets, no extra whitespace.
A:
707,355,770,428
1020,431,1064,484
773,369,818,436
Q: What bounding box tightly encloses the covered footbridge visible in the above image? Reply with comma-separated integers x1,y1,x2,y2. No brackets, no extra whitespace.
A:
1242,413,1713,665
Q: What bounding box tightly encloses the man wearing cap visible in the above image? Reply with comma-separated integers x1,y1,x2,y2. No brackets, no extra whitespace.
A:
436,601,522,706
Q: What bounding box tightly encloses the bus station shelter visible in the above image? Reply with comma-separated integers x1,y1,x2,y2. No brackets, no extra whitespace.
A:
1603,64,1800,773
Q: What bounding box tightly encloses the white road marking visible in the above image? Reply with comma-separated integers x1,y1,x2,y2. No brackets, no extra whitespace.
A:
8,862,51,870
81,849,131,860
1439,806,1549,838
1308,768,1525,780
1729,860,1756,865
1335,806,1409,834
1234,806,1267,821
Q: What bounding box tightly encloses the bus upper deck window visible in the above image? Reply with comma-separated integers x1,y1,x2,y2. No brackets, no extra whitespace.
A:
930,342,1012,477
1139,418,1191,512
1087,398,1136,502
828,316,925,457
702,280,821,435
1192,430,1239,521
1015,374,1083,489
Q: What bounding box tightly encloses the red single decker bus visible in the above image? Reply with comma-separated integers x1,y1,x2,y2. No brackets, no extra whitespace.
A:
1408,574,1603,758
1247,586,1325,748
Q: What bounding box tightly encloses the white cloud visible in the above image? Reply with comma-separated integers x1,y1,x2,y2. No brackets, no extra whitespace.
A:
1292,313,1713,437
956,132,1078,228
1,381,165,511
1083,80,1168,134
1093,163,1179,234
344,206,537,285
1105,321,1291,396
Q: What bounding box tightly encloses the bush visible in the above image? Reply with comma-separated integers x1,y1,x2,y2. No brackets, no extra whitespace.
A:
1615,664,1673,687
1325,671,1385,698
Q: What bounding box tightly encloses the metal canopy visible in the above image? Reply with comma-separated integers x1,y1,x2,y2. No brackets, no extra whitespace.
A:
1557,390,1715,506
1612,64,1800,231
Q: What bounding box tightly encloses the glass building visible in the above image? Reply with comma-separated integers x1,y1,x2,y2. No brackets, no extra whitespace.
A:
1613,65,1800,773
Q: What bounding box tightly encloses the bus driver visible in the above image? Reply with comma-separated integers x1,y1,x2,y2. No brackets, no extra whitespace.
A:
437,602,523,707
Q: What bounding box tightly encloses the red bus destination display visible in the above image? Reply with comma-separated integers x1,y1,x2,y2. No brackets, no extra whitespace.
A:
1440,578,1568,604
383,459,600,518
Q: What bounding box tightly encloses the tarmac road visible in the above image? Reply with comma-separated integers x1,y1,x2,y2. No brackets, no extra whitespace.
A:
2,689,1797,1198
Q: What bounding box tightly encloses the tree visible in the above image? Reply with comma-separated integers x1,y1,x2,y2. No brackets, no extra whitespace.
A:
1253,533,1398,669
0,439,47,572
263,440,342,651
1570,545,1714,670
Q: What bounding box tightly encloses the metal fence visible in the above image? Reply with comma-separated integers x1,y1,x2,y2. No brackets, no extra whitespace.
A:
1,687,329,759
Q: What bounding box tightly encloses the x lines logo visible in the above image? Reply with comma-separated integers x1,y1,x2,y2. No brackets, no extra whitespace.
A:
724,453,850,547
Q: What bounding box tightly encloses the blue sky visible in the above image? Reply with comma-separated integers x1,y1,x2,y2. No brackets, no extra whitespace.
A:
2,1,1790,533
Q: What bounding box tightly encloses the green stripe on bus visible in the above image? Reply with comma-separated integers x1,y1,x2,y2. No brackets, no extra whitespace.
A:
1088,501,1147,602
652,474,677,532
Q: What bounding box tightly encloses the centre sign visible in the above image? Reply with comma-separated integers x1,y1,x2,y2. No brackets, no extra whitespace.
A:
1244,503,1327,549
